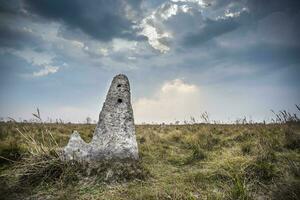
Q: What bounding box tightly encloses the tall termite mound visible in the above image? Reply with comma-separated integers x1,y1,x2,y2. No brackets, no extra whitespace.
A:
62,74,139,161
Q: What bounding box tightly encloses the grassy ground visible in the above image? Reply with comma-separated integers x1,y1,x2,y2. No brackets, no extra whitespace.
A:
0,122,299,200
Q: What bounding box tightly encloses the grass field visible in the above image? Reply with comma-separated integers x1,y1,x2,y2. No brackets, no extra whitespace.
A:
0,121,299,200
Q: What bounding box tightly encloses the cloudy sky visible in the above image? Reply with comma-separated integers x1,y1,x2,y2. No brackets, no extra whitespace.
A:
0,0,299,123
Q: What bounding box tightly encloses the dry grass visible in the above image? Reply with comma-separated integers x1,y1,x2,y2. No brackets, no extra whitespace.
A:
0,120,299,199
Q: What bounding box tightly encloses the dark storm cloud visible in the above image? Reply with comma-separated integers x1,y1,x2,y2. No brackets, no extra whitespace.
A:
0,0,22,14
0,0,44,50
207,0,300,15
246,0,300,18
23,0,143,41
183,18,240,47
181,0,300,48
0,23,42,50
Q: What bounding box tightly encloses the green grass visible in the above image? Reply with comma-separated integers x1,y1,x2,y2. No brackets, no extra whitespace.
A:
0,122,299,199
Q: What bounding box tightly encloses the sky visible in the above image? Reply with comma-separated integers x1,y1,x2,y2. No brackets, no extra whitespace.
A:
0,0,299,124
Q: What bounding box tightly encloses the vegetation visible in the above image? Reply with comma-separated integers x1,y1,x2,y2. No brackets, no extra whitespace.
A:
0,110,299,199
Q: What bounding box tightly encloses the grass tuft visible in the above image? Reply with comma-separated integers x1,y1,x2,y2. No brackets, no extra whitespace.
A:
284,128,300,150
272,180,300,200
185,143,207,164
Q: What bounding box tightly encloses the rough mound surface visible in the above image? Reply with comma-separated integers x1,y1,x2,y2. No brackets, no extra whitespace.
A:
62,74,139,161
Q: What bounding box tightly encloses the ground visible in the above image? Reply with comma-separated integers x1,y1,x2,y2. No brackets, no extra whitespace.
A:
0,122,299,200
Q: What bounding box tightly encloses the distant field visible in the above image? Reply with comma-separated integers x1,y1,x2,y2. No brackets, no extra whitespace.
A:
0,122,299,200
